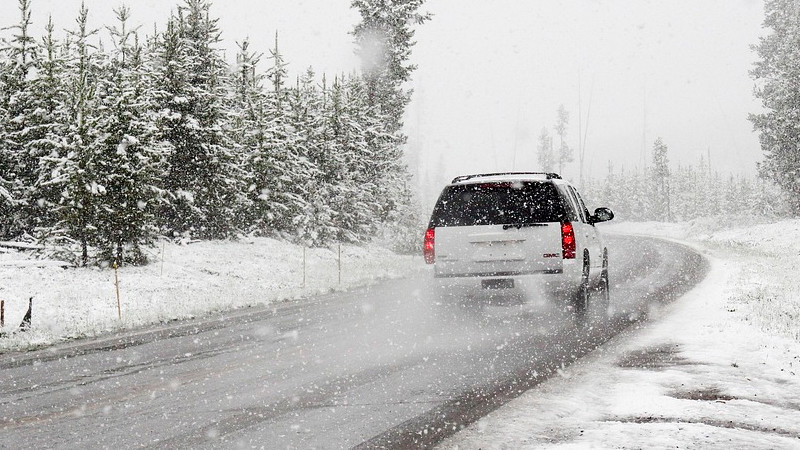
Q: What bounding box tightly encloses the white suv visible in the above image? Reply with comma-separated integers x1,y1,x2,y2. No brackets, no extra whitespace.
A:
423,172,614,313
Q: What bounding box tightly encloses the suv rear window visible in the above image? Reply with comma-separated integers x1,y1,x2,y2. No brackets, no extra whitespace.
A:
429,181,566,227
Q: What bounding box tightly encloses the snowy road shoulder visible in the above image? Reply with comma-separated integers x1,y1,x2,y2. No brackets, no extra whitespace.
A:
440,221,800,449
0,238,423,352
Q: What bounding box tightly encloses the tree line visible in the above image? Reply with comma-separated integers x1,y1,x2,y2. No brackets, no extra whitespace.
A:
0,0,428,266
536,0,800,220
581,138,786,223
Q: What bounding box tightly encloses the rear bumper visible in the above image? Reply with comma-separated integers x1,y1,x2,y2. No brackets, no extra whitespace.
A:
434,268,563,278
430,259,581,298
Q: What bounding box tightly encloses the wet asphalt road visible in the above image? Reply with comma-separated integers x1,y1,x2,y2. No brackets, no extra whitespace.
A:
0,235,707,449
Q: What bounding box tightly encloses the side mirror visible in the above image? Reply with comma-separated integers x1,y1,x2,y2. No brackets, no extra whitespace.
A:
590,207,614,224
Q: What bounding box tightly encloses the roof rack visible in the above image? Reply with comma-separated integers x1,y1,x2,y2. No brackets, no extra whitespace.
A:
450,172,562,184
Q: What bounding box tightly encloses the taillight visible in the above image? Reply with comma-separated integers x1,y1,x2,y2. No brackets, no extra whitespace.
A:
561,221,576,259
423,227,435,264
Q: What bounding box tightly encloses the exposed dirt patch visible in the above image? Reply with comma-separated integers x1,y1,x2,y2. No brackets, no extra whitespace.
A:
669,386,736,402
616,343,699,370
606,416,800,439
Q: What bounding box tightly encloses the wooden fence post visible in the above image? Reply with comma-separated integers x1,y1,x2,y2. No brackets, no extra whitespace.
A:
114,261,121,319
160,241,165,276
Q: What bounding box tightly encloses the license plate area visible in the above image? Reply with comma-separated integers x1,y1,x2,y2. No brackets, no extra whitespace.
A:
482,278,514,289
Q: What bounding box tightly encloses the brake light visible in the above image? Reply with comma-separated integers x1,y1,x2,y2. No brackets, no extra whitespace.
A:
561,221,576,259
423,228,435,264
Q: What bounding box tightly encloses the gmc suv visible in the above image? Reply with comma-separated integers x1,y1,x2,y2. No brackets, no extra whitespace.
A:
424,172,614,314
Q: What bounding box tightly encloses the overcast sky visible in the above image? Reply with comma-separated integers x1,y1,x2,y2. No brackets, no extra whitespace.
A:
0,0,767,203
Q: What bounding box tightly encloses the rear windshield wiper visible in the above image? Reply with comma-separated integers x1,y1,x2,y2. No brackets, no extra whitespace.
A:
502,223,548,230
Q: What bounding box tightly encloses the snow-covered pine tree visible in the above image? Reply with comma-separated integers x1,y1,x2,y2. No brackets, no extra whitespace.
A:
628,166,650,221
0,30,16,239
352,72,420,250
555,104,573,175
597,161,615,210
608,166,627,220
693,154,711,219
723,174,739,218
351,0,430,135
89,6,166,265
750,0,800,215
670,164,694,221
314,75,350,243
751,174,785,217
0,0,39,238
230,36,314,240
537,127,554,172
229,38,265,232
322,74,378,243
26,17,69,239
650,137,670,221
288,68,335,245
153,0,244,240
351,0,429,247
706,170,723,217
58,4,104,265
0,49,16,238
260,37,316,241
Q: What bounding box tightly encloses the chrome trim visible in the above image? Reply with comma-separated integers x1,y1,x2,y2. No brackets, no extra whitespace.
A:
434,269,563,278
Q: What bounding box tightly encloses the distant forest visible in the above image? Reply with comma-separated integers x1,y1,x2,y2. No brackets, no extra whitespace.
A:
0,0,429,266
581,156,786,223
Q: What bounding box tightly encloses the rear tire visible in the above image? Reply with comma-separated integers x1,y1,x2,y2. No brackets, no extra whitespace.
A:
598,249,610,316
573,253,590,317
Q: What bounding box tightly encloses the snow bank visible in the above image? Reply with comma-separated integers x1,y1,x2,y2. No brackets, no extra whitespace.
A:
442,219,800,448
606,219,800,343
0,238,422,351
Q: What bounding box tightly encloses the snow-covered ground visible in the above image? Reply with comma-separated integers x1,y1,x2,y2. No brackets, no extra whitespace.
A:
2,219,799,448
0,237,422,351
441,219,800,449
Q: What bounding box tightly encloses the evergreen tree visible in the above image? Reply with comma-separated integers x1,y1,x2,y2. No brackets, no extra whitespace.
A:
351,0,429,246
537,127,554,172
264,39,316,240
0,0,38,238
0,48,15,235
630,167,651,221
650,138,670,221
0,39,16,239
288,68,333,245
671,164,695,221
351,0,430,135
230,37,265,232
90,6,165,264
723,174,739,216
0,0,436,258
598,161,616,212
555,104,572,174
694,154,711,218
58,4,103,265
153,0,243,239
232,36,314,238
324,74,384,243
706,170,723,217
22,17,68,239
750,0,800,215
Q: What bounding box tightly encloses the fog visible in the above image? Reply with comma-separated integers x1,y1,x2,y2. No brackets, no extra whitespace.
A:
2,0,766,206
405,0,766,206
